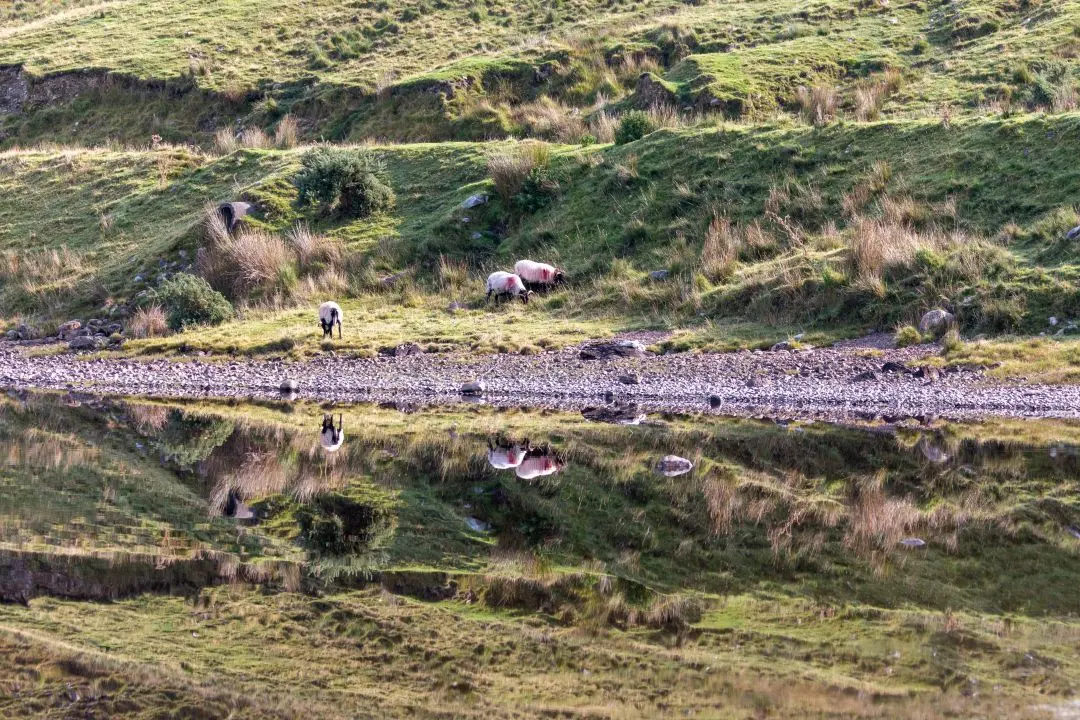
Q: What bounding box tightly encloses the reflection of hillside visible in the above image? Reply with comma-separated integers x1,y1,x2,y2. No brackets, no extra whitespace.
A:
3,393,1080,616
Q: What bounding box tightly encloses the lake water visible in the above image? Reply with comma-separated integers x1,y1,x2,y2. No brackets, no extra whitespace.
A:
2,390,1079,717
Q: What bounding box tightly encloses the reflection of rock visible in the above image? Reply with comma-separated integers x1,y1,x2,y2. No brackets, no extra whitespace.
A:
465,517,490,532
223,490,255,520
581,403,646,425
918,436,949,463
899,537,926,548
655,455,693,477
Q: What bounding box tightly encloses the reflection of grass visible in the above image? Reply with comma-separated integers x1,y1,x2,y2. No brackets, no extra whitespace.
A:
5,394,1080,715
0,586,1072,719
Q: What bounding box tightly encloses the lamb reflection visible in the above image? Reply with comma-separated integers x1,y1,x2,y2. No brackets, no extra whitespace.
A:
486,438,564,479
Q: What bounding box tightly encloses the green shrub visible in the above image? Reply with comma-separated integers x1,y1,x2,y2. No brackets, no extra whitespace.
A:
294,147,395,218
341,171,397,217
912,36,930,54
615,110,656,145
894,325,923,348
513,166,560,213
151,273,234,331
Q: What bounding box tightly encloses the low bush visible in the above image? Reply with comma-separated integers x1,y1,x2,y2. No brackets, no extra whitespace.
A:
614,110,656,144
294,147,395,217
487,142,551,206
151,273,233,331
894,325,922,348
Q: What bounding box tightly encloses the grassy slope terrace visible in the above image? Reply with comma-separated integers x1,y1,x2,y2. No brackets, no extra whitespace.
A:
2,0,1080,146
2,114,1080,369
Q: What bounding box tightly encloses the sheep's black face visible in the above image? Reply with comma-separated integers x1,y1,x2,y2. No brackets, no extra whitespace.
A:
320,320,331,337
554,271,566,285
521,291,532,305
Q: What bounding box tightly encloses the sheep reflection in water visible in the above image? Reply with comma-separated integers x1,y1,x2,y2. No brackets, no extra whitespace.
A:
320,414,344,452
486,437,564,479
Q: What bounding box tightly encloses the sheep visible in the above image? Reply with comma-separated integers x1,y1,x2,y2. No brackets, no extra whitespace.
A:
514,259,565,292
320,413,344,452
515,447,564,480
485,271,531,304
487,438,530,470
319,301,342,339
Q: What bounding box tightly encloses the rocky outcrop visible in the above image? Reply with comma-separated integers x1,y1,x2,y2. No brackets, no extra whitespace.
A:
632,72,677,109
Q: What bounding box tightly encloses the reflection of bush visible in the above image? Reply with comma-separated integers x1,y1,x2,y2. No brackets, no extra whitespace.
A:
155,411,235,467
293,492,396,557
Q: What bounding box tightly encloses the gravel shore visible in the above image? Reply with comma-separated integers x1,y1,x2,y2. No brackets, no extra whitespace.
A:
3,337,1080,422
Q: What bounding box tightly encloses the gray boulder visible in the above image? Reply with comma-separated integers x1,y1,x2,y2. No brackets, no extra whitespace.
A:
771,341,794,352
649,270,670,281
68,336,102,351
57,320,82,340
218,201,253,233
461,379,486,396
655,455,694,477
618,373,641,385
580,340,648,360
279,379,299,393
1065,225,1080,242
918,309,955,336
462,194,488,209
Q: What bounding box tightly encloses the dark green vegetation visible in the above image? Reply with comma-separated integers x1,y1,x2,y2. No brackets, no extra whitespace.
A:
1,393,1080,716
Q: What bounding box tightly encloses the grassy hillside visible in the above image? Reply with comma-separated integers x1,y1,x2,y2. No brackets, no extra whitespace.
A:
2,0,1080,365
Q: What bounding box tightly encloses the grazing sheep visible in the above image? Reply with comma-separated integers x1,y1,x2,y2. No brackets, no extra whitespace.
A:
486,271,531,304
514,259,565,292
319,301,343,339
515,447,564,480
487,439,530,470
320,413,344,452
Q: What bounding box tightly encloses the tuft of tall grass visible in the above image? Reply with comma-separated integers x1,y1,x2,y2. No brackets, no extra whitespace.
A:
486,141,550,205
795,84,838,125
285,222,343,271
274,114,299,148
239,127,270,149
213,128,238,154
700,213,739,282
128,304,169,338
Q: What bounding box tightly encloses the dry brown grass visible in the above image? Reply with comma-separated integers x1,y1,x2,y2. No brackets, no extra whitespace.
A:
700,213,739,282
589,110,618,143
274,114,299,149
128,304,169,338
285,223,343,271
199,228,292,297
486,141,550,204
239,127,270,149
512,97,585,142
213,127,238,154
795,85,838,125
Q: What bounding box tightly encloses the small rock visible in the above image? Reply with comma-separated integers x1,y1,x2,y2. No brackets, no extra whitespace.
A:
446,301,465,313
745,377,764,388
881,361,910,374
852,370,880,382
655,455,693,477
708,394,722,408
649,270,670,281
5,330,20,341
1049,316,1059,326
461,379,485,396
618,373,640,385
918,308,955,336
470,232,484,240
1064,225,1080,242
462,194,488,209
380,342,422,357
899,537,927,548
770,341,794,352
57,320,82,340
279,379,299,393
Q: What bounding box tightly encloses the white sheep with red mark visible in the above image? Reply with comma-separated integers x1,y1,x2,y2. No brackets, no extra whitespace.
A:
485,271,531,304
319,301,342,339
514,259,564,292
487,439,528,470
516,451,563,480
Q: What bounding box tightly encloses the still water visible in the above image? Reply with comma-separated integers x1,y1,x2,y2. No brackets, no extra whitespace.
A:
2,390,1080,716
